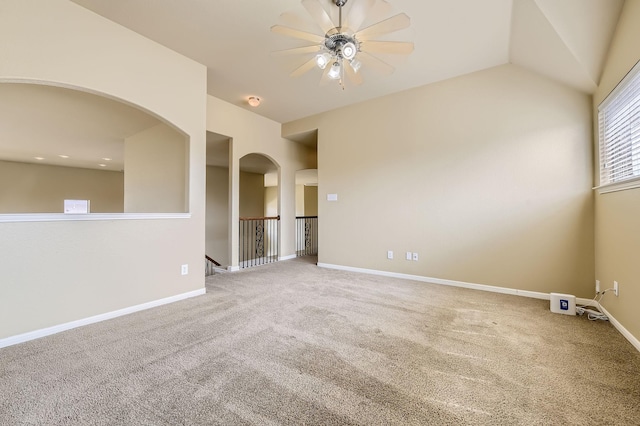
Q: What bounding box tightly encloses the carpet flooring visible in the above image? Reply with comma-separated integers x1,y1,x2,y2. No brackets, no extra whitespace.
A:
1,257,639,425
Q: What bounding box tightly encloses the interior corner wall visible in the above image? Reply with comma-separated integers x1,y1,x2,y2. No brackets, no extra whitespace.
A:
124,123,187,213
0,0,207,341
592,0,640,342
284,63,594,296
206,165,229,267
0,160,124,213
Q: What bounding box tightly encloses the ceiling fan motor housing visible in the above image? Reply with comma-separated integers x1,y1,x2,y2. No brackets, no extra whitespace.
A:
324,31,359,59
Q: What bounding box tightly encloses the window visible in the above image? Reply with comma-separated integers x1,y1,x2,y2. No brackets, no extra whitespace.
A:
598,60,640,190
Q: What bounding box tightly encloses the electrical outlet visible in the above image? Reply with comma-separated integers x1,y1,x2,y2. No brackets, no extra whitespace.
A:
596,280,600,293
412,252,419,261
614,280,619,297
406,252,412,261
387,250,394,260
181,264,189,275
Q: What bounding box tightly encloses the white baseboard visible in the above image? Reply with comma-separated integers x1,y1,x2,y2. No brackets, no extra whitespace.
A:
318,263,549,300
576,298,640,353
228,265,240,272
318,263,640,353
0,288,206,349
279,254,297,261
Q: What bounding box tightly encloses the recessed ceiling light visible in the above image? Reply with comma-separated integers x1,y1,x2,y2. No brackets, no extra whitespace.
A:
248,96,261,107
98,164,107,167
102,157,112,161
34,157,45,160
58,154,69,159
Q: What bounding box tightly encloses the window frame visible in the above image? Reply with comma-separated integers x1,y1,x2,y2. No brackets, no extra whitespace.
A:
596,59,640,194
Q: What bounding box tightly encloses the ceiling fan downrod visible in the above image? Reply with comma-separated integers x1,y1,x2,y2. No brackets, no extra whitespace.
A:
334,0,347,29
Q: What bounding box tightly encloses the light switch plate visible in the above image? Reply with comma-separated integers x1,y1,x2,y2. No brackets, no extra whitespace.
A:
64,199,90,214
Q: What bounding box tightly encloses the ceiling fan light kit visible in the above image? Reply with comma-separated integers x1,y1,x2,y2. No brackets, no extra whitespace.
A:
271,0,414,89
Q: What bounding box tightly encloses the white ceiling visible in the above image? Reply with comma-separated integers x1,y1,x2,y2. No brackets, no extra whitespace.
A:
0,0,625,171
70,0,624,124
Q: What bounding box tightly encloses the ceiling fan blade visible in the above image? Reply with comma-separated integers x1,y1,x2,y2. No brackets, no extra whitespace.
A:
355,13,411,41
271,25,325,44
345,61,364,86
357,52,395,76
272,45,323,57
360,41,414,55
302,0,336,34
343,0,376,32
291,57,319,78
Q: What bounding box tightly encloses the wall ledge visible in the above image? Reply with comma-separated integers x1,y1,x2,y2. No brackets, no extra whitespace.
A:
318,262,640,353
0,288,205,349
0,213,191,223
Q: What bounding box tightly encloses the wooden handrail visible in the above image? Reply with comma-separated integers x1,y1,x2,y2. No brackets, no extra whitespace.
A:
295,216,318,219
205,255,221,267
239,216,280,221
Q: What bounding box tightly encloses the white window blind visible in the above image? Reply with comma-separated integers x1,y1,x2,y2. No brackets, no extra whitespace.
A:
598,60,640,187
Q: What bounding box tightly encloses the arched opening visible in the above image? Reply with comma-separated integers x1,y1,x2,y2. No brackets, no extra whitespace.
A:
239,153,280,268
0,82,189,215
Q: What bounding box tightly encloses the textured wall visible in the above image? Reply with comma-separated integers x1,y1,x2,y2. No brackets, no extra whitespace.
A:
0,0,206,340
0,160,123,213
284,64,594,296
592,0,640,344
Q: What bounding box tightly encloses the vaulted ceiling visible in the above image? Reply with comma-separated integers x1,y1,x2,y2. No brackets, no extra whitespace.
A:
0,0,626,170
72,0,625,123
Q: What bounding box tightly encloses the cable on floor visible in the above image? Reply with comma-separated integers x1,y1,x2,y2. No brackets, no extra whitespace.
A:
576,289,613,321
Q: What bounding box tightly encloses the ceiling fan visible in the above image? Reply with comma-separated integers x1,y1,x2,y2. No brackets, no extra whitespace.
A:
271,0,414,88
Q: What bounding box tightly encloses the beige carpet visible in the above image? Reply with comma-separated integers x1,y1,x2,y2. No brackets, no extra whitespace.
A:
1,257,639,425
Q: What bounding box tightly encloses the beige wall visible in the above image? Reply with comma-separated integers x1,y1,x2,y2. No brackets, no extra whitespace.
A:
0,160,123,213
304,186,318,216
206,96,316,267
295,184,305,216
206,165,229,266
265,186,278,217
0,0,206,340
592,1,640,342
240,171,265,217
124,123,187,213
284,64,594,295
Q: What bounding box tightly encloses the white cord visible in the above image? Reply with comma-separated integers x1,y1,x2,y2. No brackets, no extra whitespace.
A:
576,289,612,321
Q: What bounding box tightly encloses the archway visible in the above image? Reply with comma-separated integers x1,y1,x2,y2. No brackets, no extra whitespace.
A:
238,153,280,268
0,82,189,215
